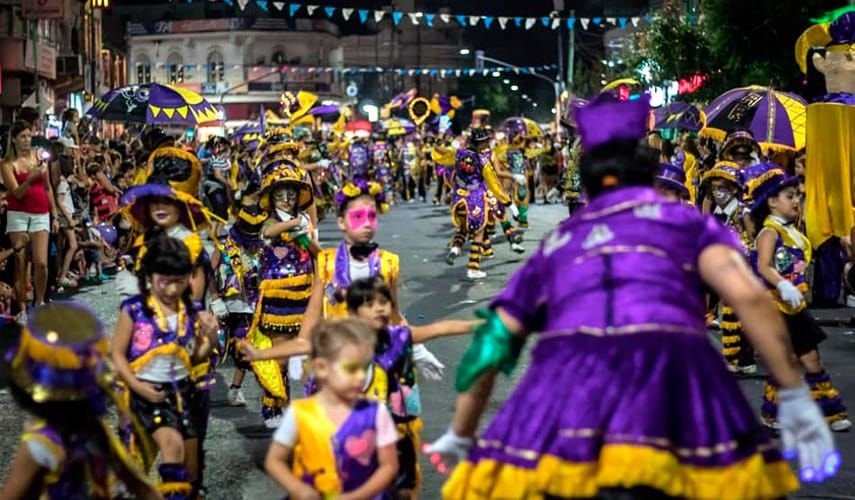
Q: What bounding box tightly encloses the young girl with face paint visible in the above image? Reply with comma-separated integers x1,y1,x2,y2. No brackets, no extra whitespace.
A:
249,160,318,428
110,236,219,499
242,180,447,385
265,319,399,500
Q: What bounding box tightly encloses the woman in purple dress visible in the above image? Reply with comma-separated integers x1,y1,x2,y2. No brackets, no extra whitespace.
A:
426,94,839,499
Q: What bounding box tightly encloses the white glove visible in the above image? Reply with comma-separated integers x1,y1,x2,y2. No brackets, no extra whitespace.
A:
412,343,445,381
509,203,520,218
289,355,307,380
776,280,804,309
512,173,527,186
209,298,229,319
289,214,310,238
318,159,331,169
275,209,294,221
424,427,473,462
778,383,840,482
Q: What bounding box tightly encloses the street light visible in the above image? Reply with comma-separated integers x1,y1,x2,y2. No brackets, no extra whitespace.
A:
476,50,563,137
503,79,510,84
459,48,471,55
522,94,528,99
492,71,500,77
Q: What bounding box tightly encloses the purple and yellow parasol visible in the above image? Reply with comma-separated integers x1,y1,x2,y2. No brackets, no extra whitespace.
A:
653,102,706,132
87,83,219,125
382,118,416,136
701,86,807,152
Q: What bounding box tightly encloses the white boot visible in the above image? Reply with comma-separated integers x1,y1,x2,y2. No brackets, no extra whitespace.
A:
466,269,487,280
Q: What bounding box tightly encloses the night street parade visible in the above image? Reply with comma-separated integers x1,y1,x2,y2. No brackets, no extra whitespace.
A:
1,0,855,498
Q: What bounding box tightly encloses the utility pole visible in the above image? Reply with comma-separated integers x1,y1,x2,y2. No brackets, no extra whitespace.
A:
568,9,575,92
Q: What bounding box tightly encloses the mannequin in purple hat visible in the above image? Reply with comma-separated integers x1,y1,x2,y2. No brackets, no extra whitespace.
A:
425,94,838,499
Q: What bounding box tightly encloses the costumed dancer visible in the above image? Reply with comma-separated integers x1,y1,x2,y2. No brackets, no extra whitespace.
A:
249,157,318,428
745,164,852,431
400,135,419,203
373,130,396,205
426,93,839,498
0,303,159,499
119,143,220,495
653,162,690,202
111,236,219,499
562,137,586,215
419,135,436,203
702,161,757,374
440,129,522,279
496,118,532,229
264,319,399,499
210,190,266,407
797,9,855,308
348,134,373,183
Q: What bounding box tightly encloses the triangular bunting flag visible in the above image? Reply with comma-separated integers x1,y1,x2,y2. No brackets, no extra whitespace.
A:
408,69,416,76
606,17,616,24
514,17,523,27
374,10,385,23
455,69,462,77
163,108,175,119
483,16,494,29
176,106,188,119
513,67,520,74
358,9,368,23
323,6,334,17
567,18,576,29
619,17,627,28
392,11,404,25
425,13,434,26
498,17,508,29
631,17,640,27
422,69,429,75
482,69,489,76
525,18,536,29
469,15,479,26
440,69,446,77
455,15,467,26
288,3,299,15
149,105,161,117
541,17,550,27
592,17,602,25
468,69,476,76
342,8,353,20
551,18,560,29
256,0,267,11
237,0,248,10
440,13,450,23
223,0,232,6
408,13,420,25
273,2,284,10
580,18,590,29
306,4,317,15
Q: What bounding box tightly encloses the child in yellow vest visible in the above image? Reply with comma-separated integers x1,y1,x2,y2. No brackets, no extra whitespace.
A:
265,319,399,499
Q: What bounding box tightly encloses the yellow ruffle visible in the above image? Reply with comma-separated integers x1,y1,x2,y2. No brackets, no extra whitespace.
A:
443,444,798,500
260,288,313,301
129,345,192,374
248,325,287,399
159,482,193,495
260,275,314,290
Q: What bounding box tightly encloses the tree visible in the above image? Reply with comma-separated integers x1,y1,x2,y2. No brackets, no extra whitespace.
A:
623,0,842,103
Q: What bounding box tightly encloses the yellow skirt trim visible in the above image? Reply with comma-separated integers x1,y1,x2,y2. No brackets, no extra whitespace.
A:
443,444,798,500
721,347,740,357
130,346,192,374
260,288,312,301
260,313,304,327
719,320,741,331
260,275,314,290
248,326,287,399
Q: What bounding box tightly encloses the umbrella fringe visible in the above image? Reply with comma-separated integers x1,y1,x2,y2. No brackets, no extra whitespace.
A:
698,127,726,141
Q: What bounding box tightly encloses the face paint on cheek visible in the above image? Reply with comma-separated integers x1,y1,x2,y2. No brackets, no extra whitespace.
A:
346,208,378,231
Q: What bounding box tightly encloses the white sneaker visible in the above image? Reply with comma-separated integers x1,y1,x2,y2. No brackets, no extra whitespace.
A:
15,310,27,326
738,364,758,375
466,269,487,280
831,419,852,432
264,415,283,429
228,388,247,407
510,242,525,254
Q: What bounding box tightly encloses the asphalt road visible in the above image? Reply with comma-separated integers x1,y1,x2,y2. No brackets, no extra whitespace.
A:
1,199,854,499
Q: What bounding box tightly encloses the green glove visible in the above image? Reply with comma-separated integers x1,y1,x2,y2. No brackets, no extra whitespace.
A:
455,309,526,393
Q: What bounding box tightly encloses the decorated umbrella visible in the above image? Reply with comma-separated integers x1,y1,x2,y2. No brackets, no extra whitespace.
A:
382,118,416,136
701,85,807,151
309,104,342,123
653,102,706,132
345,119,373,138
87,83,218,124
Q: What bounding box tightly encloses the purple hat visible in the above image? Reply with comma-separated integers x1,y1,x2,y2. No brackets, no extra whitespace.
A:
655,163,689,199
829,11,855,45
744,162,799,212
573,92,650,151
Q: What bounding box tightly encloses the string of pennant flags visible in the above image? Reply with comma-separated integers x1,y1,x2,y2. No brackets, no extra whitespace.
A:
218,0,654,31
149,63,560,77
